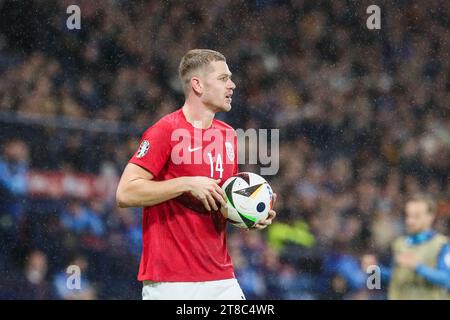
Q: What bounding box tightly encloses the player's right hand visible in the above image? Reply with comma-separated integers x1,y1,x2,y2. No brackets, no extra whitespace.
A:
185,177,227,211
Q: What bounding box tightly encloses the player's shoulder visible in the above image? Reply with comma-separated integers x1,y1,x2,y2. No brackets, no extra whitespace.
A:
143,109,181,133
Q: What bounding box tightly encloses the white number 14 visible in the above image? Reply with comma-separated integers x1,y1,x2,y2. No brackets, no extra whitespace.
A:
208,153,223,179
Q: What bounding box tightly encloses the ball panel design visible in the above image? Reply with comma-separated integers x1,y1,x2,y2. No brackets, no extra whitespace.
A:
220,172,273,229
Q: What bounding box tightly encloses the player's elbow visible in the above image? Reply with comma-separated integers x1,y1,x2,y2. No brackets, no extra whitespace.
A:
116,188,131,208
116,199,128,208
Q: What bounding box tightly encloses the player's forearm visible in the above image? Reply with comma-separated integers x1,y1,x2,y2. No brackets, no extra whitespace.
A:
415,265,450,290
116,177,190,208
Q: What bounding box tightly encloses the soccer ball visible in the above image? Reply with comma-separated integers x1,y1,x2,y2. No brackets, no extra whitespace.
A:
220,172,274,229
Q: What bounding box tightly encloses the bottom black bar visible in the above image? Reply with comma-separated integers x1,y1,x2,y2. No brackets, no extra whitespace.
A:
1,300,445,319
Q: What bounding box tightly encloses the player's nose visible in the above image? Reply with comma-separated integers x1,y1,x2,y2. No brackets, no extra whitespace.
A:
228,79,236,90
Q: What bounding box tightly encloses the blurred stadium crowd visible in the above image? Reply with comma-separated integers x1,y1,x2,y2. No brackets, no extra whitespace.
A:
0,0,449,299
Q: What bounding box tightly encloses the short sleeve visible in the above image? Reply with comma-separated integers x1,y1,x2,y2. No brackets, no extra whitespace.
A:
129,120,172,177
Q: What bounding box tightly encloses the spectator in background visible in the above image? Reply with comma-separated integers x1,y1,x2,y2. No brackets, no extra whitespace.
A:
322,246,368,299
230,245,266,300
60,198,105,238
0,139,29,222
14,250,54,299
53,254,97,300
362,194,450,299
117,207,142,258
260,247,284,299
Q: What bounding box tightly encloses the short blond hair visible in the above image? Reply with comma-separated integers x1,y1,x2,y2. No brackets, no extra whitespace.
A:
178,49,226,94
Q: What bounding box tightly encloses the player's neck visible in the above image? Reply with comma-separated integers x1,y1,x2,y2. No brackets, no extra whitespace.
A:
182,103,215,129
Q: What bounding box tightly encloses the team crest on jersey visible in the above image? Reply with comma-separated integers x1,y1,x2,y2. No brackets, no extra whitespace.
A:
225,142,234,161
136,140,150,158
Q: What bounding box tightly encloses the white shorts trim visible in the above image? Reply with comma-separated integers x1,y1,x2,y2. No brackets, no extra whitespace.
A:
142,278,246,300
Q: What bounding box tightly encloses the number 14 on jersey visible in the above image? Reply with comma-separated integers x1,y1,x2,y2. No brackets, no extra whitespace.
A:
207,153,223,179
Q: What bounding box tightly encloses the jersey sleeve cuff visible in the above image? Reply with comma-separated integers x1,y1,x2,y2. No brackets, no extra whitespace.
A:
128,159,158,177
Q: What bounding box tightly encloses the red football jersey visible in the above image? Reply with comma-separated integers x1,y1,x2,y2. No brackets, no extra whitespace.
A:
129,108,238,282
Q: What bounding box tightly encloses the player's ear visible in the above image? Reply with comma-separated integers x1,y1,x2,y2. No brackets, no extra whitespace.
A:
191,77,203,95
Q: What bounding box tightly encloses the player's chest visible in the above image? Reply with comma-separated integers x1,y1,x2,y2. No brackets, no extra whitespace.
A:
168,132,236,179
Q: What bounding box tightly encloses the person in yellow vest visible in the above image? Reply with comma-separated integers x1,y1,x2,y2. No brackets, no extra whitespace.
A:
362,193,450,299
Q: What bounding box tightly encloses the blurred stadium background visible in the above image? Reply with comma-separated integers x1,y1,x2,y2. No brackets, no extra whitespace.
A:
0,0,449,299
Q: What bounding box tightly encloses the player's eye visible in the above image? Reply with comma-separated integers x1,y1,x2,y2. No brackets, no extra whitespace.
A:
219,75,231,81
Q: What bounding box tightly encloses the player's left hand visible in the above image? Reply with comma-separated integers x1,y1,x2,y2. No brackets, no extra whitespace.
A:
253,193,277,230
396,252,419,269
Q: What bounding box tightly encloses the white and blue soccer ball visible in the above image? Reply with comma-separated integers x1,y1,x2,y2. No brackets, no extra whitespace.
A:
220,172,273,229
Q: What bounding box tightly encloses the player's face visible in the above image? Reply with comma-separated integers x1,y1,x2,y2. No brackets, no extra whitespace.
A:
404,201,434,234
201,61,236,112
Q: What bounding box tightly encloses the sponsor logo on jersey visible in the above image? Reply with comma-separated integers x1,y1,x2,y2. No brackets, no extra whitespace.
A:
188,146,202,152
